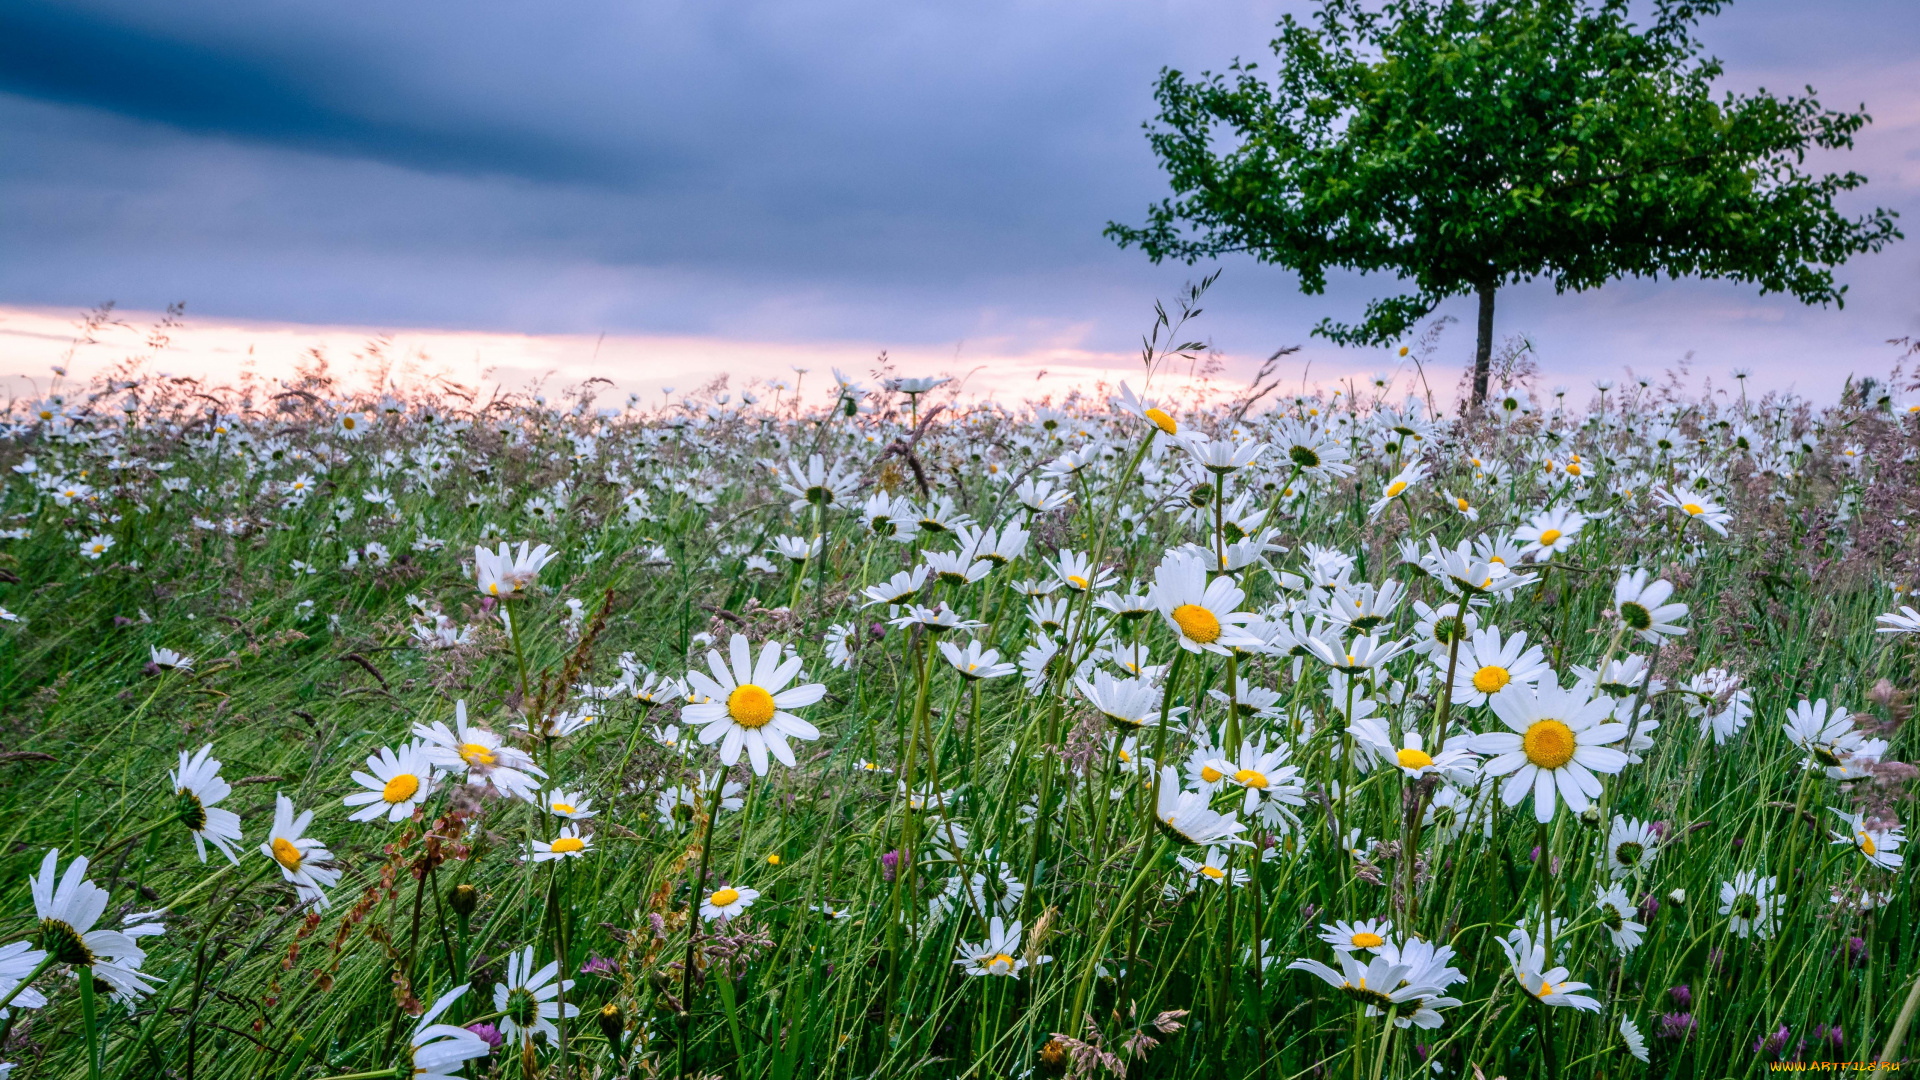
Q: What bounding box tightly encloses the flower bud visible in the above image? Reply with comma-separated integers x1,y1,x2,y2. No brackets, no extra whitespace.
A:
449,883,479,919
598,1001,625,1046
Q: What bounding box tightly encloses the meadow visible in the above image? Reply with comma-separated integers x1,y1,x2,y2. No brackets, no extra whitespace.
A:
0,317,1917,1080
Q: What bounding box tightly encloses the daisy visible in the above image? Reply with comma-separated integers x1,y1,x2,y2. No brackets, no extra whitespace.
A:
542,788,596,820
862,566,930,608
1830,809,1904,871
410,984,491,1080
1074,671,1167,730
1594,883,1646,953
778,453,858,511
1318,919,1394,953
1367,462,1430,520
1782,699,1865,775
1619,1016,1650,1063
1611,569,1689,643
0,940,48,1018
1876,606,1920,634
1446,627,1552,707
343,743,438,823
1352,723,1477,782
1500,929,1601,1011
1287,949,1439,1016
29,850,158,1000
1374,937,1467,1029
261,794,340,909
1605,817,1660,879
700,885,760,922
954,916,1048,977
78,534,115,560
1211,740,1306,827
1271,418,1355,481
939,639,1016,680
1112,381,1177,435
1177,846,1248,889
1652,485,1731,536
531,826,594,862
1155,766,1252,847
149,646,193,671
1513,508,1584,562
1150,551,1260,656
493,945,580,1047
1471,680,1629,824
1442,489,1479,521
471,540,557,598
682,633,825,775
1050,549,1117,594
1178,432,1267,475
1719,871,1780,938
170,744,244,864
414,701,547,802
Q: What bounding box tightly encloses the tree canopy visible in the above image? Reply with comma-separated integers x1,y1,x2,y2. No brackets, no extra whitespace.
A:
1106,0,1902,404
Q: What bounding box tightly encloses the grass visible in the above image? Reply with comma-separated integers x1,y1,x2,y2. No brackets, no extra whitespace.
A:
0,342,1916,1079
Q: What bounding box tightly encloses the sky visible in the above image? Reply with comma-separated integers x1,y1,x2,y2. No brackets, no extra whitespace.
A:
1,0,1916,407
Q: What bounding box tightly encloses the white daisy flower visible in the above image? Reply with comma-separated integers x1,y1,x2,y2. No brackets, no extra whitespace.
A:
1500,928,1600,1011
1718,871,1780,938
1150,551,1261,656
1593,883,1646,953
542,788,595,820
30,850,159,1000
472,540,557,598
1155,766,1252,848
169,744,243,864
261,794,340,909
682,633,826,775
1176,846,1248,889
953,916,1048,977
700,885,760,922
413,701,547,802
0,940,49,1018
410,984,491,1080
1604,816,1660,879
1611,569,1689,643
1831,809,1904,871
1446,627,1551,707
530,826,593,862
493,945,580,1046
1619,1016,1650,1062
1513,508,1584,562
1318,919,1394,954
1471,679,1629,824
343,742,438,823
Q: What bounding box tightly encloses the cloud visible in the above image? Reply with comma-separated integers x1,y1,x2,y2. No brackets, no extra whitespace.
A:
0,0,1914,398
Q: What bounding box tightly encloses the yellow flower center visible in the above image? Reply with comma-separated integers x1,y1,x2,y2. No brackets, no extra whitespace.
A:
710,887,741,907
1351,931,1385,948
1567,463,1582,476
1171,604,1221,644
1201,865,1226,880
550,836,585,854
1233,768,1269,789
1523,719,1577,770
271,837,304,870
1538,528,1562,546
382,774,420,803
551,802,576,815
1472,665,1511,694
459,742,496,767
1385,481,1407,498
727,684,777,728
1144,407,1177,435
1396,748,1434,770
1067,575,1089,590
1199,765,1224,783
1862,834,1878,856
1456,498,1470,511
1682,503,1704,516
986,953,1016,973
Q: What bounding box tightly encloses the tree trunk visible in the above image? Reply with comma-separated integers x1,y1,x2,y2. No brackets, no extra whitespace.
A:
1472,279,1496,409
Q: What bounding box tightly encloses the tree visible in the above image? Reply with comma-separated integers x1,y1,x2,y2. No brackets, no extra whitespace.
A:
1106,0,1901,407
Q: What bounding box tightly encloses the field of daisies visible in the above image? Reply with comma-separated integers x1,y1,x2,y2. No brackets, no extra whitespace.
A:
0,341,1917,1080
